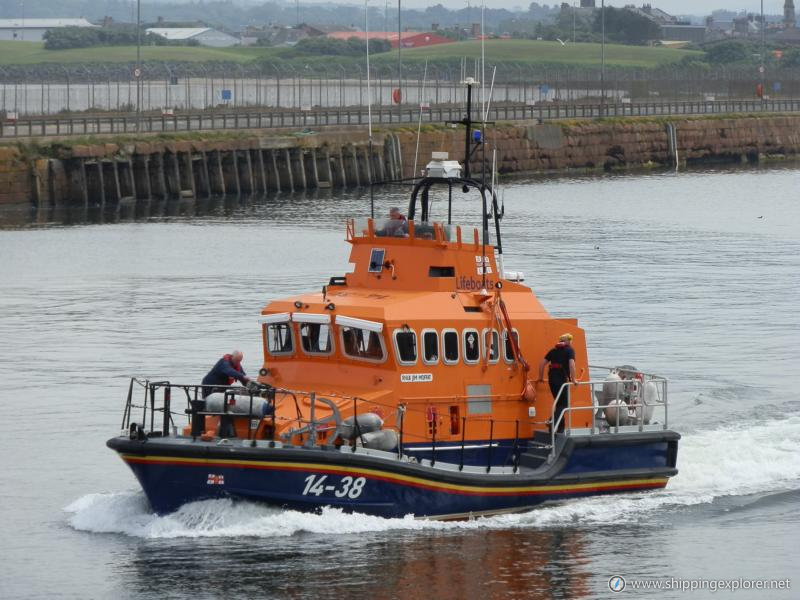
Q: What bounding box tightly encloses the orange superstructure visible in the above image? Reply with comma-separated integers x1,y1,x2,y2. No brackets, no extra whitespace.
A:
257,215,593,451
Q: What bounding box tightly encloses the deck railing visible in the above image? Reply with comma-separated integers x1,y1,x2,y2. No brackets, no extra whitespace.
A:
121,371,669,471
121,377,527,472
122,378,278,443
549,366,670,460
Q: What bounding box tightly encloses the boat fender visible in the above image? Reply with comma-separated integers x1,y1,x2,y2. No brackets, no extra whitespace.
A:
339,413,384,440
602,371,623,406
604,399,632,427
523,378,537,403
634,381,657,424
204,393,273,417
355,429,399,452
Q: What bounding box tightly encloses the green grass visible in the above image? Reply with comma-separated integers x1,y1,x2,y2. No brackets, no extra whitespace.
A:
375,39,700,68
0,38,699,69
0,40,285,65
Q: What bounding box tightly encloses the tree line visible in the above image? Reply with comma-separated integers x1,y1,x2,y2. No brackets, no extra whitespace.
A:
43,26,200,50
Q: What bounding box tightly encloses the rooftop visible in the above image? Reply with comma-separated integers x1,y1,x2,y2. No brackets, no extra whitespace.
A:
146,27,213,40
0,18,96,29
326,31,435,41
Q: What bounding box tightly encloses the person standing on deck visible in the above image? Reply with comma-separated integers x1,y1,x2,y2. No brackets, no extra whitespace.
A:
538,334,577,432
201,350,251,398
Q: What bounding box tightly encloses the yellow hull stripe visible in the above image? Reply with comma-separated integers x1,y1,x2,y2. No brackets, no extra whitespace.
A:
120,453,668,496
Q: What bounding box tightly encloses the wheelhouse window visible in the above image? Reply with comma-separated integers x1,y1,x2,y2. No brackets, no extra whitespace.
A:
300,323,333,355
341,326,386,362
443,329,459,365
463,329,480,364
503,329,519,364
483,329,500,363
265,322,293,356
393,329,418,365
422,329,439,365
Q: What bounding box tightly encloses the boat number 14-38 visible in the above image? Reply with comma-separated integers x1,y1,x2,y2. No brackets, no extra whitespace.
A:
302,474,366,498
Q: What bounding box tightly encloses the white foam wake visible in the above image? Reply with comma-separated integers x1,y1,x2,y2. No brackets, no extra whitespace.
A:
66,417,800,537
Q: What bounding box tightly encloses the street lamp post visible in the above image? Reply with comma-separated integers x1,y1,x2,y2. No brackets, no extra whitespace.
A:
760,0,766,105
600,0,605,117
397,0,402,123
136,0,141,131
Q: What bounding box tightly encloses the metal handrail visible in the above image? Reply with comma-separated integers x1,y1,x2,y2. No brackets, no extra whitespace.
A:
122,379,275,436
5,99,800,138
588,363,667,382
550,364,667,422
548,371,669,459
122,373,668,469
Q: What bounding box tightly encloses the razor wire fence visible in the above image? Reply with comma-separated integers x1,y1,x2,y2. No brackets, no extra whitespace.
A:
1,62,800,118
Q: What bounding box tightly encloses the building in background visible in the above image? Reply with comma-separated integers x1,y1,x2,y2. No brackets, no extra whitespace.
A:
630,4,678,26
326,31,452,49
786,1,797,27
0,18,97,42
661,24,706,43
240,25,307,46
776,0,800,43
146,27,239,47
626,4,709,43
241,23,352,47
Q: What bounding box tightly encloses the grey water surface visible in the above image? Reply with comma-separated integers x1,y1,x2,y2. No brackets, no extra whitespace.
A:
1,165,798,599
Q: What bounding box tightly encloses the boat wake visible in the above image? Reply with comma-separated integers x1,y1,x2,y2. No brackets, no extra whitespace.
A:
67,416,800,538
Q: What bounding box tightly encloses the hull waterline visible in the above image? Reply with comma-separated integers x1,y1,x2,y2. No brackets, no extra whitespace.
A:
108,430,679,519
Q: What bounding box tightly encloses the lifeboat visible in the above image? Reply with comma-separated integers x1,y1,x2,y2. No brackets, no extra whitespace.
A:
107,82,679,519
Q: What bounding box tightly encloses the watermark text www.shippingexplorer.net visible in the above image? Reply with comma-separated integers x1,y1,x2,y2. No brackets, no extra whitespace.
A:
607,576,791,594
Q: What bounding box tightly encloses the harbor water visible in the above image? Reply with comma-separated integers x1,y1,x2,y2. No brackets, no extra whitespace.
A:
1,165,798,599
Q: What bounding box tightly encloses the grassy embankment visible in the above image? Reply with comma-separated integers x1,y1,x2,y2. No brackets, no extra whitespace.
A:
0,39,700,68
382,39,700,68
0,40,266,64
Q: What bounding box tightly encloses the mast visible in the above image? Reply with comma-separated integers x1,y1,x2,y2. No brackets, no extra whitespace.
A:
463,81,473,179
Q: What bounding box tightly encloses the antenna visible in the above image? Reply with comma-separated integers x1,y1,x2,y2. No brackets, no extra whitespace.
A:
366,0,374,219
397,0,402,125
412,60,429,183
484,64,496,122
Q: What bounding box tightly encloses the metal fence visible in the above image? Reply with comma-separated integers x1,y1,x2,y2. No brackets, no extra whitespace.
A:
2,62,800,118
3,99,800,139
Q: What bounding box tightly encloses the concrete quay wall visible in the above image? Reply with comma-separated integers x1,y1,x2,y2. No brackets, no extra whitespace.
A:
1,115,799,207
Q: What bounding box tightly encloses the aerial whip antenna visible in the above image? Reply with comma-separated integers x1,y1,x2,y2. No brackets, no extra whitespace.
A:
365,0,374,219
412,59,429,184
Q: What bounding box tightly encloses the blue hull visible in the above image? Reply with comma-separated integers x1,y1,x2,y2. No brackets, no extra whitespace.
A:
108,431,679,519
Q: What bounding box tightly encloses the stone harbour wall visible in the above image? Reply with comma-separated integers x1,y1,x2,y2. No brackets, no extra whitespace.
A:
1,114,799,207
0,146,36,206
394,115,800,178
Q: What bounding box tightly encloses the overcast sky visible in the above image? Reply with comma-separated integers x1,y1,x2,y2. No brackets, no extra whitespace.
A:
396,1,789,16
